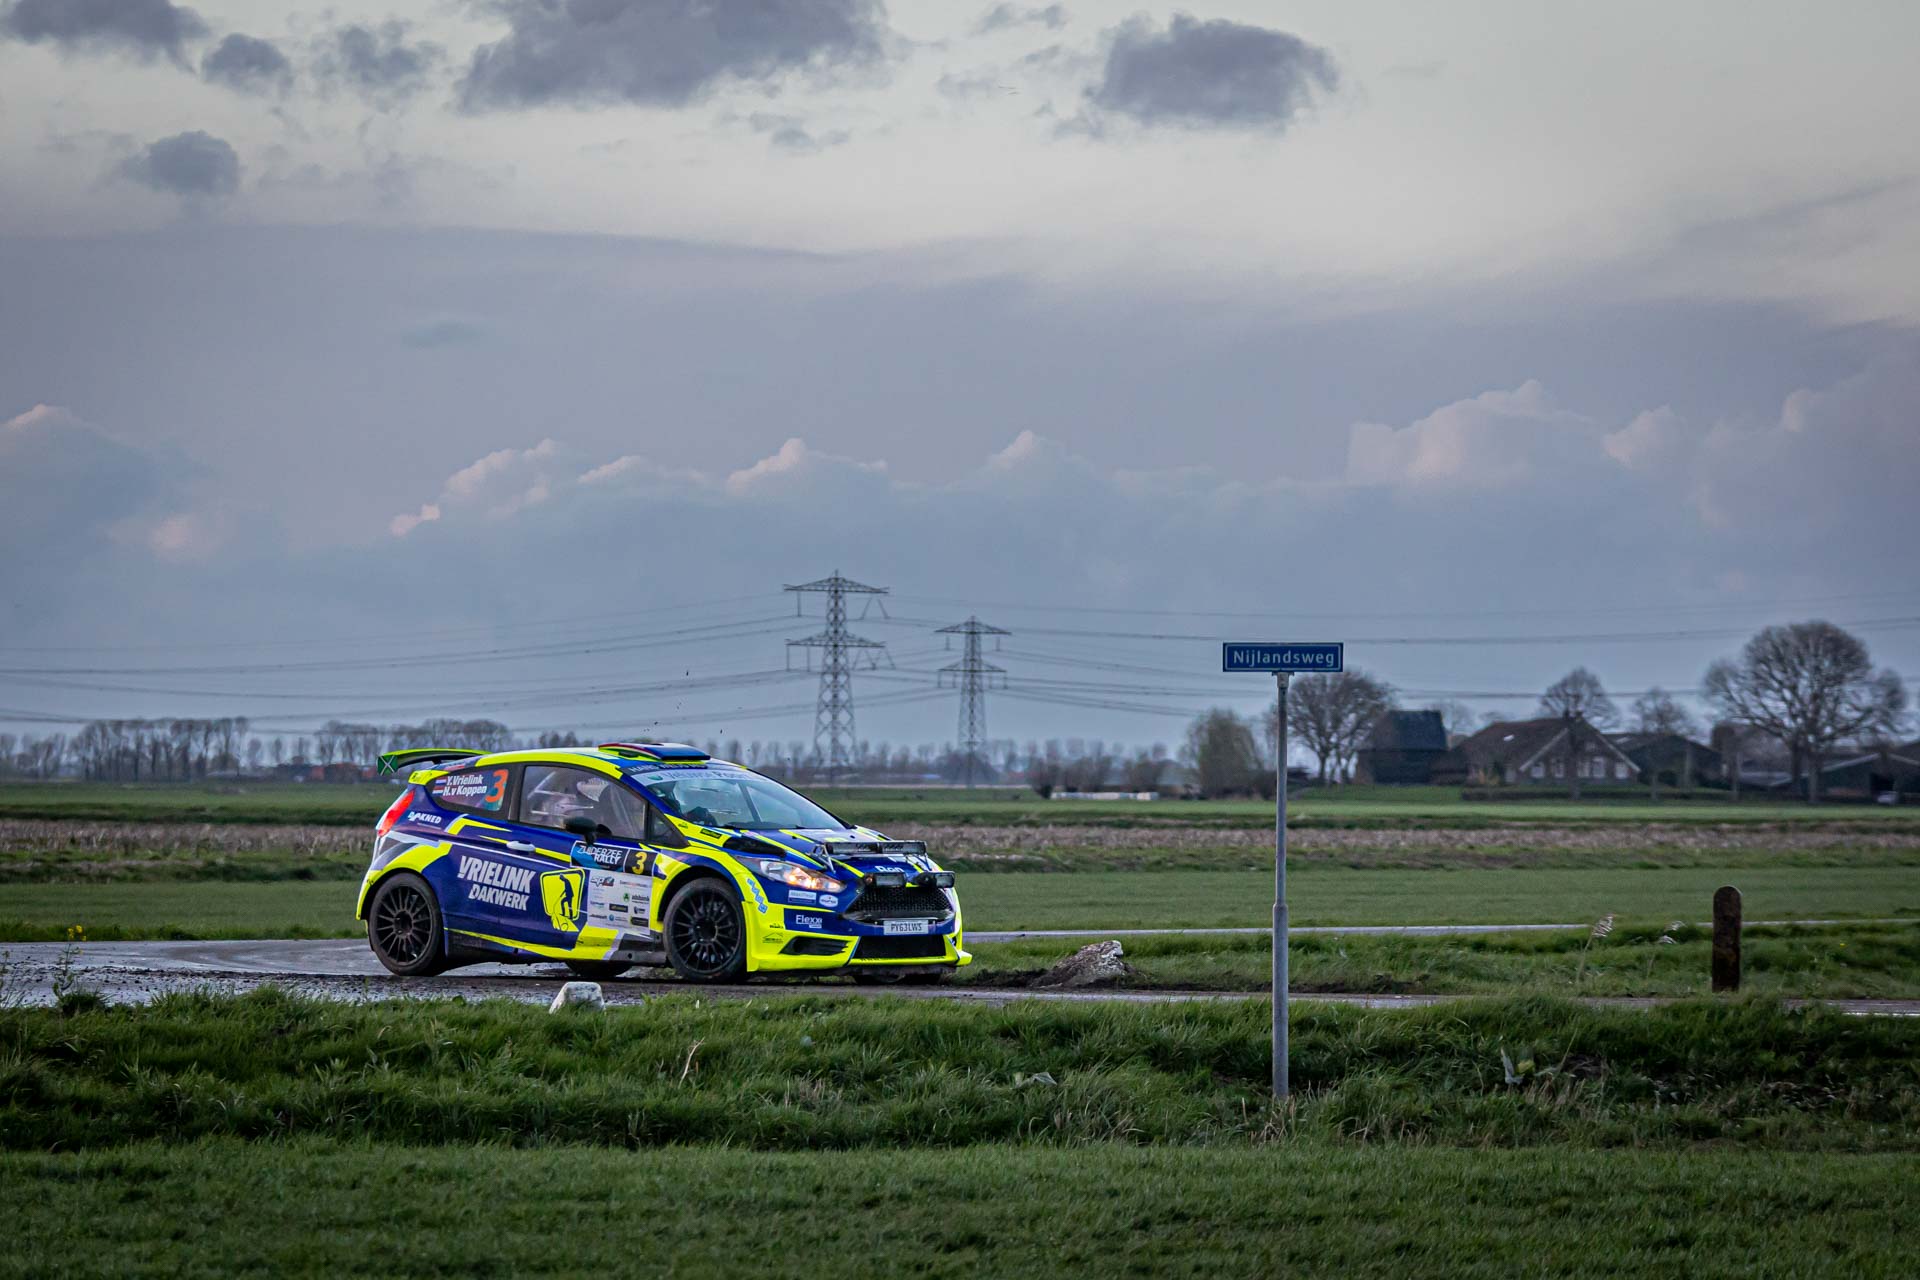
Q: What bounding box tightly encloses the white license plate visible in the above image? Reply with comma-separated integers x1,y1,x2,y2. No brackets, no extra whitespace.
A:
883,919,931,936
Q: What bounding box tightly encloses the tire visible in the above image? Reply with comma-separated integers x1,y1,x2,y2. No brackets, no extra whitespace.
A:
367,872,448,976
663,878,747,983
565,960,633,980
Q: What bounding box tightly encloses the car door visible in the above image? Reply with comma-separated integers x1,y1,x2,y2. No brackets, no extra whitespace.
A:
424,763,558,944
514,764,654,948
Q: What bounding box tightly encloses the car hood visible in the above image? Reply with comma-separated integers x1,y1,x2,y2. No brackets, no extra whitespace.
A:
715,826,934,872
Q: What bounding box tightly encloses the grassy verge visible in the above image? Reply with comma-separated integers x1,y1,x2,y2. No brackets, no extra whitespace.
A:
3,990,1916,1152
5,865,1918,942
963,923,1920,998
5,1139,1914,1279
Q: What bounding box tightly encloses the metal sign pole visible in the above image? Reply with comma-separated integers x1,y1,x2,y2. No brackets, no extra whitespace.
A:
1274,671,1289,1099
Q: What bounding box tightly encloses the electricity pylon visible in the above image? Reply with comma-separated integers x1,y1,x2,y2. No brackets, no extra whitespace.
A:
937,616,1010,788
785,571,888,782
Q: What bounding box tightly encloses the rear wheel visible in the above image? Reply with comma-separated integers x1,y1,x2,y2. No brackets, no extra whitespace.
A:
367,873,447,976
565,960,633,980
664,879,746,982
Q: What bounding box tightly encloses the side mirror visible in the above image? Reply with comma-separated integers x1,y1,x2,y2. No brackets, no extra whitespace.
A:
645,807,689,849
563,816,600,841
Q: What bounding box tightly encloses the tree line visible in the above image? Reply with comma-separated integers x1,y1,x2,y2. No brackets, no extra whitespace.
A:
1175,620,1908,802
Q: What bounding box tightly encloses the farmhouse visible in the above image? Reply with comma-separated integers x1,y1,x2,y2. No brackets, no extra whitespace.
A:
1609,733,1722,788
1457,716,1638,786
1354,710,1467,785
1767,740,1920,801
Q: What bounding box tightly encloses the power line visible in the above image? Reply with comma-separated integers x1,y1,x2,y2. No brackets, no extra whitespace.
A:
785,571,888,782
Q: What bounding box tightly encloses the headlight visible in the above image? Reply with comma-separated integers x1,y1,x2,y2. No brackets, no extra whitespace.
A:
749,859,846,894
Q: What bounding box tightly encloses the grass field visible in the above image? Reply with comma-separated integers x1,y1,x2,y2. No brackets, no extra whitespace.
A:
5,991,1916,1150
965,923,1920,998
3,780,1914,829
5,1140,1914,1279
6,864,1919,943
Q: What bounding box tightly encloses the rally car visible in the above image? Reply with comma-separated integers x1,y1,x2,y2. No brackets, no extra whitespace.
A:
357,742,968,984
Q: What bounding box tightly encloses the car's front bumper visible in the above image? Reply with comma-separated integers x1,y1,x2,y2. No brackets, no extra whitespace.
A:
742,902,971,973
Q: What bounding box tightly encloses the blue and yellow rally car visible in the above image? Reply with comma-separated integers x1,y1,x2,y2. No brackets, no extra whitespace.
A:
358,742,968,984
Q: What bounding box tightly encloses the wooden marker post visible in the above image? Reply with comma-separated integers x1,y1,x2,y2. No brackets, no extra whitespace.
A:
1711,885,1742,993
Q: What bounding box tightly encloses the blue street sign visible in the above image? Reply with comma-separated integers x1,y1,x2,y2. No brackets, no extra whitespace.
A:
1222,642,1344,674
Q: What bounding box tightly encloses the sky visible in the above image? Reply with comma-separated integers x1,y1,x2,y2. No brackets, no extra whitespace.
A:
2,0,1917,757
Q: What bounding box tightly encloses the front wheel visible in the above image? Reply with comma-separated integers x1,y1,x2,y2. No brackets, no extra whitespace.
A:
663,879,746,982
565,960,633,980
367,872,447,976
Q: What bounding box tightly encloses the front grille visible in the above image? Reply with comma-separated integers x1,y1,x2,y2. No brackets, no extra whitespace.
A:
843,882,953,923
854,936,948,960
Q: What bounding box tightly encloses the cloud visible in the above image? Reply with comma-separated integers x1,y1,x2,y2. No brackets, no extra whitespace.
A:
975,3,1067,35
0,404,167,553
390,439,563,535
200,32,291,94
1082,13,1336,132
458,0,891,111
0,0,206,62
747,113,850,153
315,21,439,101
115,130,240,198
1347,382,1594,490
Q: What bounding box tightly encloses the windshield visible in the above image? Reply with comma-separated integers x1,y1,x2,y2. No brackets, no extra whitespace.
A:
634,767,843,832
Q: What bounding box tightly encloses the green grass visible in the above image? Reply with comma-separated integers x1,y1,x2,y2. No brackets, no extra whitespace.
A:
4,991,1917,1151
6,780,1915,830
963,923,1920,999
6,864,1919,942
5,1140,1914,1279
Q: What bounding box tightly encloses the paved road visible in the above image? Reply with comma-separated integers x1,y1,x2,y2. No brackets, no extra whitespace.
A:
4,921,1916,1015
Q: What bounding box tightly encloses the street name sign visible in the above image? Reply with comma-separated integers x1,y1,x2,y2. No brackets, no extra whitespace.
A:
1221,642,1344,674
1222,638,1344,1101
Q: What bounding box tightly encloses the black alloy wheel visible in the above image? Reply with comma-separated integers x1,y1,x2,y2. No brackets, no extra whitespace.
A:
565,960,634,980
664,879,746,982
368,873,447,976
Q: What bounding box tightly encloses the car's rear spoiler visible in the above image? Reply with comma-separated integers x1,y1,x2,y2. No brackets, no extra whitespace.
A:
377,747,481,777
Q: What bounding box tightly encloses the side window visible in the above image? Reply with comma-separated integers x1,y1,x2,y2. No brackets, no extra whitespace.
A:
520,765,644,839
430,766,512,814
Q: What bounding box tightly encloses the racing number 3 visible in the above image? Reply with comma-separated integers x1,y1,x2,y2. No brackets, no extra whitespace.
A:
482,769,508,810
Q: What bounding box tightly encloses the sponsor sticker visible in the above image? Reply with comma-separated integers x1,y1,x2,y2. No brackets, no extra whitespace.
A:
410,812,444,826
789,889,817,903
817,894,839,909
791,913,826,931
574,841,632,870
458,856,533,913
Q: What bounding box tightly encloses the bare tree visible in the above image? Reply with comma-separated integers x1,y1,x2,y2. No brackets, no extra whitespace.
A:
1184,709,1262,798
1540,667,1616,800
1282,671,1395,784
1703,621,1906,804
1631,688,1699,798
1423,700,1475,742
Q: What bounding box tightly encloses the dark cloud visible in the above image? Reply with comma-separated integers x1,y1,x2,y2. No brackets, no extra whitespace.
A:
117,130,239,197
974,3,1066,35
200,32,291,93
0,0,205,61
459,0,890,111
315,21,439,100
747,112,849,154
1085,14,1336,131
